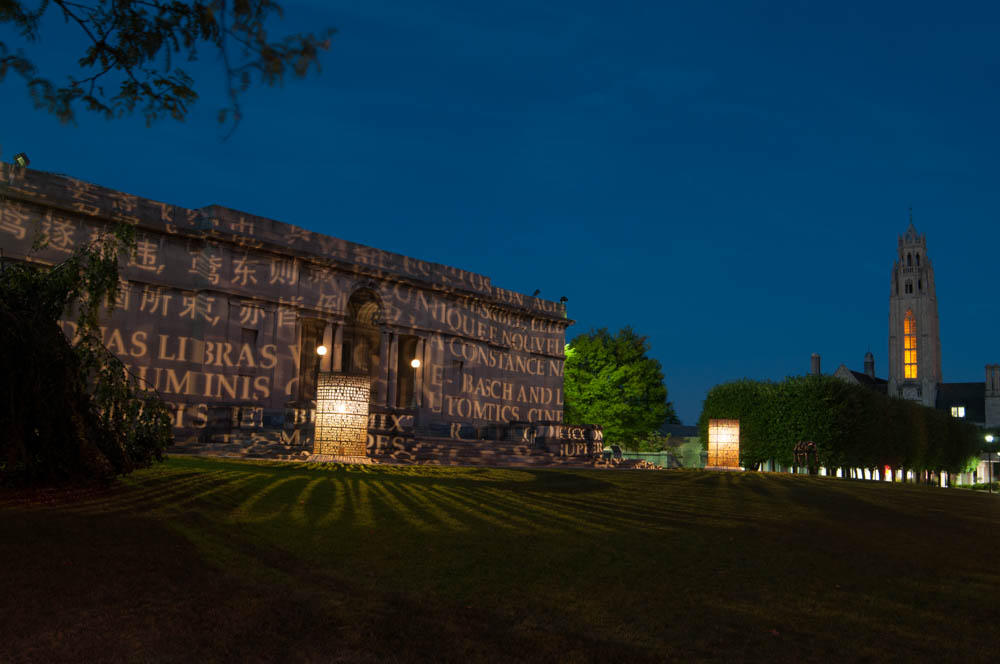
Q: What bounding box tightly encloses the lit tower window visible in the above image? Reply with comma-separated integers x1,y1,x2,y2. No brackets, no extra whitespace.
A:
903,310,917,379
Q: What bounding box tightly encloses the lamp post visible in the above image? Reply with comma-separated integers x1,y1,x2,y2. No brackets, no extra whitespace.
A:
987,434,996,494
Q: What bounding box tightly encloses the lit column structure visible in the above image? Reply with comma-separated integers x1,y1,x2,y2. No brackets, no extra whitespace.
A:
413,338,425,407
319,323,333,372
421,336,433,410
314,374,371,457
332,323,343,372
377,328,390,405
387,332,399,407
707,419,741,470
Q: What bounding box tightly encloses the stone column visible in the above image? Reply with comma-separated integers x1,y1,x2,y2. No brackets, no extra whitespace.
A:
293,318,303,402
320,322,333,372
332,323,343,372
387,332,399,407
414,338,425,407
377,328,391,405
422,336,434,412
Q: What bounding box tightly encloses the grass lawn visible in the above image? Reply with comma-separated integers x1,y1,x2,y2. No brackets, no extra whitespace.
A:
2,457,999,663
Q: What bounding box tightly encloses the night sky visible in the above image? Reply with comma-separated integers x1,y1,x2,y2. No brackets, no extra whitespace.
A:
5,1,1000,425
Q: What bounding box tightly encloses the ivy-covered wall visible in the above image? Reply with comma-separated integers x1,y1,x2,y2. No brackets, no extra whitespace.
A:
697,375,981,473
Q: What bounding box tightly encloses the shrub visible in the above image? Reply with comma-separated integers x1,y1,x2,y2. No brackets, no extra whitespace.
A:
0,225,171,486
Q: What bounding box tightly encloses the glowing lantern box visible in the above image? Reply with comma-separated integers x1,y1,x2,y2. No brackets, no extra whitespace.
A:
314,374,370,457
707,419,740,469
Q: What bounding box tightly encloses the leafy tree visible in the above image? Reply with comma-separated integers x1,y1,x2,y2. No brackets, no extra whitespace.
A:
0,0,334,132
563,327,679,450
0,224,172,485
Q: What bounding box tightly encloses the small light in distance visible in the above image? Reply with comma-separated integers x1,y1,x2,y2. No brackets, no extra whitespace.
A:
316,345,327,356
411,358,421,368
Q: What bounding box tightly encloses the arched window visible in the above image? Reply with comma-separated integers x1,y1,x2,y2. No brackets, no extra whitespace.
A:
907,253,912,267
916,253,920,267
918,279,922,292
903,310,917,379
905,280,912,294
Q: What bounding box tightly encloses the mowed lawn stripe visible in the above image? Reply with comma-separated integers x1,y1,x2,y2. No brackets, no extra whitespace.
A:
2,455,999,663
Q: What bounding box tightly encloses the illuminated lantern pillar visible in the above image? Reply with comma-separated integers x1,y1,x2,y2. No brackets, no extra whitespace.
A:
707,419,740,470
314,374,371,457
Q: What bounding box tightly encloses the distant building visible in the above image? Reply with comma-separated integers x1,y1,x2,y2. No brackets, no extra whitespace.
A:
827,219,997,484
832,220,999,430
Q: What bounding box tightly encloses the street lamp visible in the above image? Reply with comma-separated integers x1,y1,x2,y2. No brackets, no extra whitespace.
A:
987,434,996,494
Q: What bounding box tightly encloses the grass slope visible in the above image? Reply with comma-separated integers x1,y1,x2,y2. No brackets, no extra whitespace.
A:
2,457,999,663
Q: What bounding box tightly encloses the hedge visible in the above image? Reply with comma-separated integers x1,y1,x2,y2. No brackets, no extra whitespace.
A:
697,375,981,474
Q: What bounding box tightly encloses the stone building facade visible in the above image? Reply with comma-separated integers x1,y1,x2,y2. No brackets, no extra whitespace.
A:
0,164,602,464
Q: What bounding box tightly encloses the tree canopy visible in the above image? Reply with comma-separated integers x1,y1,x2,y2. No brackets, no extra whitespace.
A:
0,0,334,132
563,327,679,450
0,224,172,485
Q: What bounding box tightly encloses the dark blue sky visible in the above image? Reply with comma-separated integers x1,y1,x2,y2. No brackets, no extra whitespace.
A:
5,0,1000,424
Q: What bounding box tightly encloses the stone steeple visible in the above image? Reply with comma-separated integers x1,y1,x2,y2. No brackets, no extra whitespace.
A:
887,216,941,406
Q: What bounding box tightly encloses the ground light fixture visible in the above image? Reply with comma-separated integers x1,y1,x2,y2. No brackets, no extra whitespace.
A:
316,345,327,356
411,358,421,368
986,433,995,494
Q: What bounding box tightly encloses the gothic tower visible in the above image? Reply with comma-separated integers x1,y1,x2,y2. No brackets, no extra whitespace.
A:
888,219,942,406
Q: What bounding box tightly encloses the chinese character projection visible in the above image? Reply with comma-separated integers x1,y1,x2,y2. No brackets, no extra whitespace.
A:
0,164,579,465
314,374,370,456
707,419,740,469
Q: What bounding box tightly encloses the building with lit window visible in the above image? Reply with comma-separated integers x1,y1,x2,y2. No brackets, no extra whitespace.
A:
832,220,999,429
827,220,998,484
0,164,602,464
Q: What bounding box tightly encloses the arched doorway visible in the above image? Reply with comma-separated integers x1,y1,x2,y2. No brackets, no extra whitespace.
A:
342,288,383,395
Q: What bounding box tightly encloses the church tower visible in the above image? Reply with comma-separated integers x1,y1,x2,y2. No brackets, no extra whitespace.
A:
887,218,942,406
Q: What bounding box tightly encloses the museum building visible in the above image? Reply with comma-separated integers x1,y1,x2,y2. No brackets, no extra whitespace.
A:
0,163,602,464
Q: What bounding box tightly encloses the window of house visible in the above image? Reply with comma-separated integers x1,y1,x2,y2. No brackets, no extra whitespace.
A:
903,310,917,379
950,406,965,418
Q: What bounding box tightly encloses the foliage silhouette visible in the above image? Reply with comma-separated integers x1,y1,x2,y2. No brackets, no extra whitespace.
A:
0,0,334,134
0,223,172,485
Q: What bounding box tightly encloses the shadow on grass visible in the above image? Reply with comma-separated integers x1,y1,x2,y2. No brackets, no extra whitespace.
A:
3,459,1000,662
